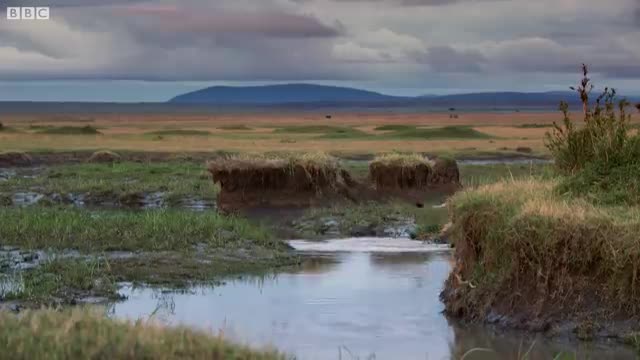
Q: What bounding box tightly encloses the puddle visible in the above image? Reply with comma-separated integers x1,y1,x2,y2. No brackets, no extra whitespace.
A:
179,197,216,212
0,169,16,182
11,192,44,206
288,238,450,253
107,251,634,359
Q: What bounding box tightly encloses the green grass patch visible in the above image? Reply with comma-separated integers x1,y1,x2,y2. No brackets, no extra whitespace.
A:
36,125,101,135
0,308,286,359
460,163,552,187
217,125,252,131
3,260,118,303
0,162,217,202
274,125,368,139
373,124,415,131
145,129,211,136
0,208,279,252
517,123,552,128
383,126,493,140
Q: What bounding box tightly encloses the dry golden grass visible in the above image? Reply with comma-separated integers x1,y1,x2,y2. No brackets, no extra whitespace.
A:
7,111,618,156
0,132,547,155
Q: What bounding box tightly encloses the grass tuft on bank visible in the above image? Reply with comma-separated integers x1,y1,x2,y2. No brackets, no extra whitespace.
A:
444,179,640,320
0,308,287,359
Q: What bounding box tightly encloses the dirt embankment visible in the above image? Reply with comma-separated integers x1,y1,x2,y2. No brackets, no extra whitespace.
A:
208,155,352,212
0,152,33,167
441,180,640,342
209,154,461,212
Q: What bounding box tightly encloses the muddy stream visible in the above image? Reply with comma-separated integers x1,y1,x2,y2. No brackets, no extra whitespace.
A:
107,239,633,360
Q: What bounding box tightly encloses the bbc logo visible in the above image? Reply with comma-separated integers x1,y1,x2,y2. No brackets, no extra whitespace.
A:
6,7,50,20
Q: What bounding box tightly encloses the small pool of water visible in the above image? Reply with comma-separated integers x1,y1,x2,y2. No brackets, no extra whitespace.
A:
108,242,634,359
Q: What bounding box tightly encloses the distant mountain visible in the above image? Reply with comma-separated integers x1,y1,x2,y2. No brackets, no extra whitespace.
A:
169,84,404,104
170,84,639,109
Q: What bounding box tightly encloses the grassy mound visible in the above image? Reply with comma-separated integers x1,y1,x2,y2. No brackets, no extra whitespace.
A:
209,153,347,211
208,152,340,194
0,151,32,167
88,150,121,163
443,179,640,328
369,153,460,190
0,308,285,359
370,153,431,189
146,129,211,136
37,125,101,135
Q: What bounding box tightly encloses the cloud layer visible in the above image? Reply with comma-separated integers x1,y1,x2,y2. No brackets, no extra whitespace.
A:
1,0,639,95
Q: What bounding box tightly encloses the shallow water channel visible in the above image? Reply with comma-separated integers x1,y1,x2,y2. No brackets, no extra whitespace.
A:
108,239,633,360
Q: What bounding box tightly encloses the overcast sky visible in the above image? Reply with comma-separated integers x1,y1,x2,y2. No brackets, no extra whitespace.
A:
1,0,639,101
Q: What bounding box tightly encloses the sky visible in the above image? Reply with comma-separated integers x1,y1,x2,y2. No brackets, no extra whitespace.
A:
0,0,639,101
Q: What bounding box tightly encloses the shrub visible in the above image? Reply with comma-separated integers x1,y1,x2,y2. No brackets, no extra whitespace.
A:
545,64,633,174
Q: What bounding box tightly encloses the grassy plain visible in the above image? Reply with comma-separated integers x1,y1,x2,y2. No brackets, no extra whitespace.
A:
2,111,619,157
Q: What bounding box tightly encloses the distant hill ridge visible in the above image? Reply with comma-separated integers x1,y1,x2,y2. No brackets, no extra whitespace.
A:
169,84,403,104
169,84,638,107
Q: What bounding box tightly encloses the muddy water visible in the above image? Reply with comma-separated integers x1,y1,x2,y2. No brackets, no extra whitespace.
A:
108,240,633,360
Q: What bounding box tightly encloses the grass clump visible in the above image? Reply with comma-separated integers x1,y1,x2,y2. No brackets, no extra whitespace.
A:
146,129,211,136
208,152,341,193
546,65,640,205
37,125,101,135
0,207,278,252
0,308,286,359
370,153,430,189
369,153,460,189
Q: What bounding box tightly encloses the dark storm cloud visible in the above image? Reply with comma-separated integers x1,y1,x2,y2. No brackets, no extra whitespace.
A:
1,0,640,86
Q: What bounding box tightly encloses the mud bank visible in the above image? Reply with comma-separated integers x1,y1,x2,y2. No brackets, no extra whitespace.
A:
441,179,640,343
1,190,215,211
210,153,461,212
209,154,354,212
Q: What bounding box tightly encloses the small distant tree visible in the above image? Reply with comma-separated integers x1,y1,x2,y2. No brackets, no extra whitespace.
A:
545,64,633,173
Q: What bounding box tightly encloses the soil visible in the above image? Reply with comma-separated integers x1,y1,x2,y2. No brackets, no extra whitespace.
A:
0,152,32,167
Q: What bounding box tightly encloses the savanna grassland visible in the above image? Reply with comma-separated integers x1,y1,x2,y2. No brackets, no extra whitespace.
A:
0,111,596,157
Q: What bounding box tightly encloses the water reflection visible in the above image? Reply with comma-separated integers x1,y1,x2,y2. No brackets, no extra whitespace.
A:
108,252,634,360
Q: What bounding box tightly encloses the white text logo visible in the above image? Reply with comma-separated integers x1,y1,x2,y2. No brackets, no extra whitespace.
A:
7,7,50,20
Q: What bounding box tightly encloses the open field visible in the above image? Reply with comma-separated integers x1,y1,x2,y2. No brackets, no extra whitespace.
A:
4,111,627,157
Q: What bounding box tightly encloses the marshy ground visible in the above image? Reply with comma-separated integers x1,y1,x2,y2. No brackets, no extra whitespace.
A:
3,107,639,358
